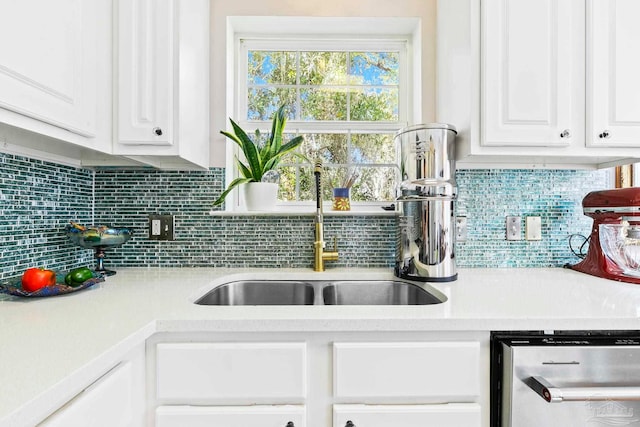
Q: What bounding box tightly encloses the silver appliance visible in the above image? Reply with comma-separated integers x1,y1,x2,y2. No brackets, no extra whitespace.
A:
492,332,640,427
395,123,458,282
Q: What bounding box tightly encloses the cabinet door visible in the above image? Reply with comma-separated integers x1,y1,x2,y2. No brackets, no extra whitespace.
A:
0,0,103,138
588,0,640,147
39,362,134,427
156,342,307,403
333,342,480,400
117,0,173,146
333,404,481,427
482,0,584,147
156,405,305,427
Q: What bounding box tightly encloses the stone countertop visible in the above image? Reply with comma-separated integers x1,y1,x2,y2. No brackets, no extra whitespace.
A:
2,266,640,426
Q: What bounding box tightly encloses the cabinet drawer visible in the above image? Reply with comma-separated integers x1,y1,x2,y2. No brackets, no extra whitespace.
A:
333,342,479,399
156,405,305,427
333,403,481,427
156,342,306,402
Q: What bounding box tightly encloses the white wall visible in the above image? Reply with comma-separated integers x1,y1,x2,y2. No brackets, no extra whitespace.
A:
208,0,437,167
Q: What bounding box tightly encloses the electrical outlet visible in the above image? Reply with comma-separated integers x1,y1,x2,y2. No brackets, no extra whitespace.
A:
455,216,468,242
526,216,542,241
148,214,174,240
151,219,161,236
506,216,521,240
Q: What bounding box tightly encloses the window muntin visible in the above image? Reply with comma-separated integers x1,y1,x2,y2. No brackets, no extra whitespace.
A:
237,39,407,205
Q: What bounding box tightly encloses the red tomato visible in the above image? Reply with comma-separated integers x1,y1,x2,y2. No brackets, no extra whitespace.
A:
21,268,57,292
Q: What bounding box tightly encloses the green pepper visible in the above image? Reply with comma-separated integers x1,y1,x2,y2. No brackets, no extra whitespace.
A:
64,267,93,287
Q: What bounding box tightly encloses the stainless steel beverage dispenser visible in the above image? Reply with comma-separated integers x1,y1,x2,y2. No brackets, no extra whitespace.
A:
395,124,458,282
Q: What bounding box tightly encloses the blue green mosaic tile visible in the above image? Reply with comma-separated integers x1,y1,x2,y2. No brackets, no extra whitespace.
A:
0,151,614,275
455,169,611,267
0,153,94,281
92,168,397,268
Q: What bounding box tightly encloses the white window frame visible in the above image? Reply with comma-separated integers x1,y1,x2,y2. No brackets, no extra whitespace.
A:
224,17,421,212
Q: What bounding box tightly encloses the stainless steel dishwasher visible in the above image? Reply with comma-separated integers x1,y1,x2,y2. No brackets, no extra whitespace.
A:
491,331,640,427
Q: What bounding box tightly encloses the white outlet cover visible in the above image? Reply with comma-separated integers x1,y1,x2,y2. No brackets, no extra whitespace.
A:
526,216,542,241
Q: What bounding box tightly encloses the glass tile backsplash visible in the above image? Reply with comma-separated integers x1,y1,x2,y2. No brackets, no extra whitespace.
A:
0,152,611,279
0,154,94,280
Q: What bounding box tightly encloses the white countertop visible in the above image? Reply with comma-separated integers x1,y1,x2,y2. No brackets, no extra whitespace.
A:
2,266,640,426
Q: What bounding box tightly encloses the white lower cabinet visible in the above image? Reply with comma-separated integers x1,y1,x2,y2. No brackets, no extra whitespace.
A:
334,403,481,427
149,334,488,427
155,342,307,403
156,405,305,427
39,345,145,427
333,342,480,400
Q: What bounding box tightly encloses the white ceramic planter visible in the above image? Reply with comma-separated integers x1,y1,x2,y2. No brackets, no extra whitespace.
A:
242,182,278,211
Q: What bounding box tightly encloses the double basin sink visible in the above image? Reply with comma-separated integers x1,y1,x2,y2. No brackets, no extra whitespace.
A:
195,280,446,306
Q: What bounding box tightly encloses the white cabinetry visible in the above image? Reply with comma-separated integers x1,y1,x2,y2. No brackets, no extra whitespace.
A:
332,341,481,427
437,0,640,168
0,0,113,163
482,0,584,147
587,0,640,147
156,406,306,427
334,404,481,427
333,342,479,400
113,0,210,170
149,333,487,427
153,341,307,426
39,345,145,427
155,342,307,402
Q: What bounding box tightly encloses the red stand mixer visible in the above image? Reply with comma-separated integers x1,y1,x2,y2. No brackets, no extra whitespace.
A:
571,188,640,284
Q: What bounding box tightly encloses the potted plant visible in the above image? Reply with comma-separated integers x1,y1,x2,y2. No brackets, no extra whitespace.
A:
213,104,305,211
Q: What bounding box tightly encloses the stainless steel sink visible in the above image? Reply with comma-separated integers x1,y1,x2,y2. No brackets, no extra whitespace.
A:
322,280,443,305
195,280,315,305
195,279,445,306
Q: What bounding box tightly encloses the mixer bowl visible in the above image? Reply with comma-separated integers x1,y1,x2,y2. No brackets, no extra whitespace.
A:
600,223,640,278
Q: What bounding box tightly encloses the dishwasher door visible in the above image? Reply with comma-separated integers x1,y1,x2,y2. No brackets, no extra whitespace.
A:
500,339,640,427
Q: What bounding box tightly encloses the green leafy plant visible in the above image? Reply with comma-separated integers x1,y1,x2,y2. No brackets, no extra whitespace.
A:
213,104,305,206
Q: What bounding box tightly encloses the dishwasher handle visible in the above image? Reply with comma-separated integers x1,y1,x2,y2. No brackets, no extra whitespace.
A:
526,376,640,403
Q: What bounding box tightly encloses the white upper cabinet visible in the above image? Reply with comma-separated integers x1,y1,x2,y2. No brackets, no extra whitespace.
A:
117,0,174,147
587,0,640,147
0,0,112,158
482,0,584,147
113,0,210,170
437,0,640,168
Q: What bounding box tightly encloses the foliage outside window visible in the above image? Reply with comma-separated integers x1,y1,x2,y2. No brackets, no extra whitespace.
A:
236,39,408,205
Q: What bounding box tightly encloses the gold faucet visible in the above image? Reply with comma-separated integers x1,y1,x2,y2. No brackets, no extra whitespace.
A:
313,160,339,271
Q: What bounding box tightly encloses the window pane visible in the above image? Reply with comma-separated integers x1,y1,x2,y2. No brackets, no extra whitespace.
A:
351,133,395,163
300,52,347,85
247,88,297,120
277,166,323,202
350,52,399,85
349,88,399,121
277,166,299,201
299,133,348,164
248,51,297,85
241,42,406,205
276,133,305,165
301,88,347,120
349,167,397,201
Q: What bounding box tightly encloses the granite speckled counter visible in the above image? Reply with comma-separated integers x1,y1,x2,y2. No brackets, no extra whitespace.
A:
2,267,640,426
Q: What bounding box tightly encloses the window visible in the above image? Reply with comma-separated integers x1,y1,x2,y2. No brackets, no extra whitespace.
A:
233,37,410,208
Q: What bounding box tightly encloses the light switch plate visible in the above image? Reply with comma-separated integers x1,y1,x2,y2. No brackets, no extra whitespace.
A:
506,216,521,240
148,214,174,240
526,216,542,241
